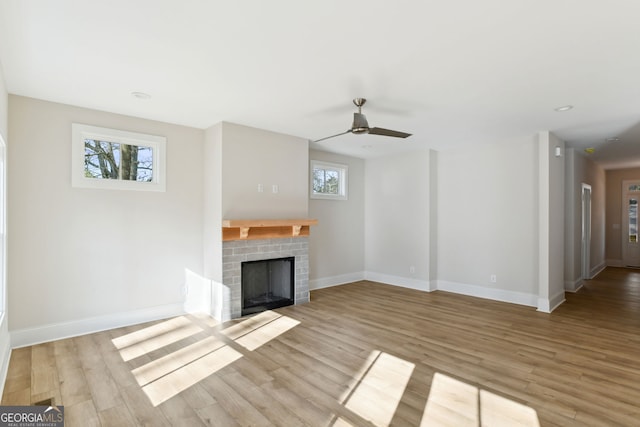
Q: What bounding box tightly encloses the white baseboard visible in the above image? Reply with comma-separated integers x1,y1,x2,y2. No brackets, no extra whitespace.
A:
11,303,185,349
590,262,606,278
0,314,11,399
537,290,566,313
606,259,623,267
365,271,432,292
309,272,366,290
565,278,583,293
435,280,537,307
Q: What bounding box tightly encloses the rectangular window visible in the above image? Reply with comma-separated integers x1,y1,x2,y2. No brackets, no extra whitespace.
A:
310,160,348,200
72,124,166,191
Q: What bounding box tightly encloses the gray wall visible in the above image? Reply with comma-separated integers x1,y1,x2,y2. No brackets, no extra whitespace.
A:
308,150,365,287
365,150,433,290
438,135,539,305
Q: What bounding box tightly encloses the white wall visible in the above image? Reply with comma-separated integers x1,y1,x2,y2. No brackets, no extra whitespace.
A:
365,150,432,290
538,131,565,312
220,122,308,219
308,150,365,288
8,96,204,345
437,136,539,306
203,123,222,282
0,61,11,396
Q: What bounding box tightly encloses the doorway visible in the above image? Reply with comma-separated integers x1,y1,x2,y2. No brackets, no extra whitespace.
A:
581,184,592,279
622,180,640,267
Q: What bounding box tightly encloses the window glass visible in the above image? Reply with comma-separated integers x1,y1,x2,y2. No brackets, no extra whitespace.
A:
84,140,154,181
72,124,166,192
310,160,348,200
629,198,637,243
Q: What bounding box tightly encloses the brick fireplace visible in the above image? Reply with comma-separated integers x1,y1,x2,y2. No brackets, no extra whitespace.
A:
216,219,317,320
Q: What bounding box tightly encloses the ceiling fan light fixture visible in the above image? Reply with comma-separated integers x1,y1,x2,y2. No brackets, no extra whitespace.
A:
352,127,370,135
554,105,573,112
131,91,151,100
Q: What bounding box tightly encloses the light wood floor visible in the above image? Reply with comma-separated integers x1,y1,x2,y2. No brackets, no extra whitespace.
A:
2,267,640,426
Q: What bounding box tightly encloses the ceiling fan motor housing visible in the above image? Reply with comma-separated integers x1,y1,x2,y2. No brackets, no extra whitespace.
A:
352,112,370,134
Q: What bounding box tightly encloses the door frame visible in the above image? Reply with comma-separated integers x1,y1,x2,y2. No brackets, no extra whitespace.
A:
621,180,640,267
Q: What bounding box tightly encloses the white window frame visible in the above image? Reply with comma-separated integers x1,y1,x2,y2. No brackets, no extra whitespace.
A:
71,123,166,192
0,133,5,317
310,160,348,200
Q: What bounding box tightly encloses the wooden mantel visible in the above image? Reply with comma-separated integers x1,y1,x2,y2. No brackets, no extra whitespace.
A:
222,219,318,241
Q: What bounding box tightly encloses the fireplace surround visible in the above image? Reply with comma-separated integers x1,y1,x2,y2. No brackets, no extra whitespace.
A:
221,238,309,319
217,219,316,320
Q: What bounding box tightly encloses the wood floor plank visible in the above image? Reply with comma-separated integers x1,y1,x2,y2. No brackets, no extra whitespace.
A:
220,370,310,426
59,367,92,407
3,267,640,426
120,384,172,427
196,402,240,427
65,399,101,427
198,374,274,427
98,404,137,427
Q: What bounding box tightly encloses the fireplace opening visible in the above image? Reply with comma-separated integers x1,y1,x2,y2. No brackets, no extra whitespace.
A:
241,256,295,316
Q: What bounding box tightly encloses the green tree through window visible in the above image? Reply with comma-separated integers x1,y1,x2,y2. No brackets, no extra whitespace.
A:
84,139,153,181
311,160,347,200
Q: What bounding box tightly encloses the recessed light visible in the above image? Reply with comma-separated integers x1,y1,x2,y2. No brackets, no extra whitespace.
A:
606,137,620,142
554,105,573,112
131,91,151,100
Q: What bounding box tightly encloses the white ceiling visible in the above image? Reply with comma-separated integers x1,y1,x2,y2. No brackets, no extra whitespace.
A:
1,1,640,164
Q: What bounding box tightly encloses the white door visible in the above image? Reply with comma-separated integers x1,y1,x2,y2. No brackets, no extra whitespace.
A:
581,184,591,279
622,181,640,267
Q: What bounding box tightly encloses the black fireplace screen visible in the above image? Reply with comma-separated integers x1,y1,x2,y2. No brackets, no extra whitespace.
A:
241,257,294,316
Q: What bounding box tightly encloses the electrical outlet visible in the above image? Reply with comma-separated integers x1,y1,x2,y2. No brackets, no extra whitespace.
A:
257,184,264,193
409,266,416,274
490,274,497,283
182,284,189,296
272,184,279,193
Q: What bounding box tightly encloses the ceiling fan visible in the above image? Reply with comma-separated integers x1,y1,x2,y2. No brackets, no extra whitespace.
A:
313,98,412,143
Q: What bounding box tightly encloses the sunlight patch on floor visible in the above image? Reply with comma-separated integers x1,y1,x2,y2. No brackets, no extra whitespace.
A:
220,310,301,351
342,351,415,427
480,389,540,427
114,311,302,407
234,315,300,351
142,345,242,406
112,316,204,361
421,373,540,427
332,417,357,426
132,336,226,386
221,310,282,340
423,373,479,426
339,350,381,403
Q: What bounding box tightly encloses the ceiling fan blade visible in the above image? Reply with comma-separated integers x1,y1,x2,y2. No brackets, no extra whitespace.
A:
312,130,352,143
369,127,412,138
